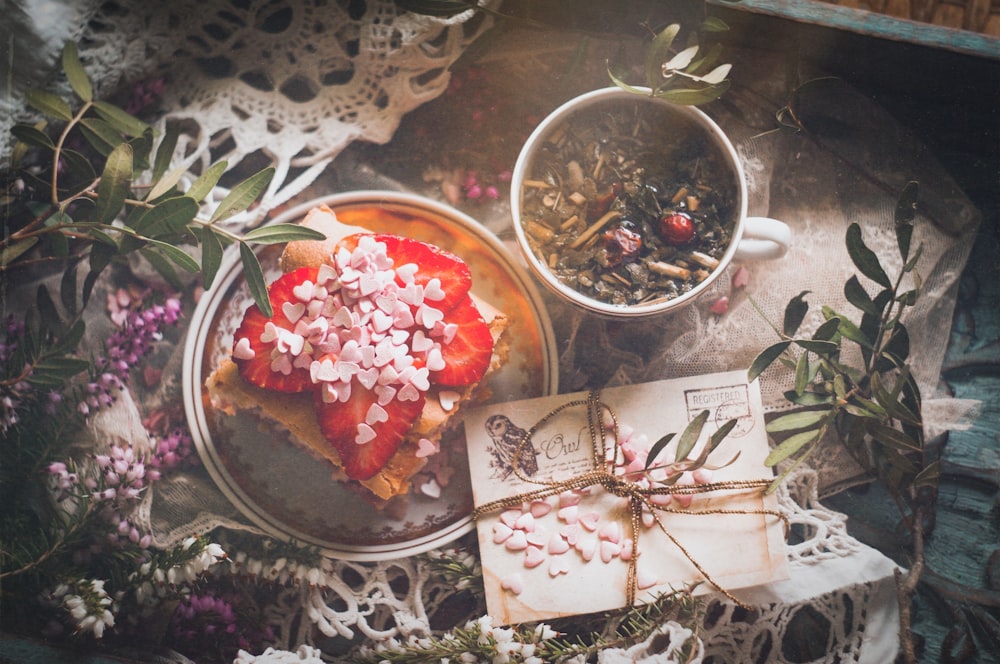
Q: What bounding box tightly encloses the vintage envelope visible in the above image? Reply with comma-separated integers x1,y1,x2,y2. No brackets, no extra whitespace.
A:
461,370,789,625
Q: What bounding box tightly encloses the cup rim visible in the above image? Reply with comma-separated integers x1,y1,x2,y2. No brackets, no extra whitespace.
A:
510,86,748,318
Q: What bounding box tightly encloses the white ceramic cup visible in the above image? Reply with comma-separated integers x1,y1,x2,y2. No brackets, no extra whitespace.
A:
510,87,791,318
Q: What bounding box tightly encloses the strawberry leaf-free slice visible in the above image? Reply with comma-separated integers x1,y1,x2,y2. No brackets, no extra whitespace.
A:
232,266,318,393
337,233,472,311
433,294,493,387
316,383,426,480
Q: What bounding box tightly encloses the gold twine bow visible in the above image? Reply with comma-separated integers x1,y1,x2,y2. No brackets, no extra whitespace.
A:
472,390,789,610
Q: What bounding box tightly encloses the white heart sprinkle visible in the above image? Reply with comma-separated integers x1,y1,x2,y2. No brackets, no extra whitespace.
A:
426,347,445,372
233,337,256,360
332,306,354,328
620,539,634,561
292,281,314,302
423,277,445,302
395,263,418,284
355,423,376,445
438,390,460,412
419,478,441,498
357,367,379,390
282,301,306,323
501,572,524,595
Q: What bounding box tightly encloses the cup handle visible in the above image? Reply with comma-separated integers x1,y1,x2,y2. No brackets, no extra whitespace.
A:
734,217,792,261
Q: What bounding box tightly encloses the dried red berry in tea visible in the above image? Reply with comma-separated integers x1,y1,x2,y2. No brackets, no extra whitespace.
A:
658,212,696,246
518,99,737,307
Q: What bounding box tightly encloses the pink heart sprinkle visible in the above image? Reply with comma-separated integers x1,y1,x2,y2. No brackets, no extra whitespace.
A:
397,384,421,402
579,511,600,531
548,533,570,555
365,402,388,426
500,509,521,528
415,437,438,458
600,540,621,563
526,527,549,548
598,521,621,543
710,296,730,315
548,557,570,577
557,505,578,524
560,524,580,546
530,500,552,518
636,568,659,590
411,330,434,353
233,337,255,360
505,530,528,551
558,491,582,508
523,546,546,569
732,265,750,289
576,535,597,562
395,263,418,284
501,572,524,595
492,523,513,544
355,423,376,445
620,539,634,561
514,512,535,532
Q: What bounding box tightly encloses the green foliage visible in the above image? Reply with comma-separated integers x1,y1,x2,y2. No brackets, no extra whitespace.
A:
608,22,732,106
748,181,937,503
3,42,324,322
644,410,739,483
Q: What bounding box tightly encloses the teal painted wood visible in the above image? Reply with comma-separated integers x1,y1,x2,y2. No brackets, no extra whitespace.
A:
708,0,1000,58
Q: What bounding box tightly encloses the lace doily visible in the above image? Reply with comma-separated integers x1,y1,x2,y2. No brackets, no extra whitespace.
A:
3,0,494,221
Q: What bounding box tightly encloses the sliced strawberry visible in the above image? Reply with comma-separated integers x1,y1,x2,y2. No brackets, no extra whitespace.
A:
336,233,472,311
315,384,426,480
232,266,318,393
433,294,494,387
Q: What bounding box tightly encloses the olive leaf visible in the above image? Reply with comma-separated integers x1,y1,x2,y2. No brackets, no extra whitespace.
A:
198,226,225,289
783,290,811,337
24,89,73,122
92,143,132,225
79,117,124,156
61,43,92,103
748,340,791,383
131,196,200,237
240,242,271,317
186,161,228,204
152,124,180,183
845,223,891,289
210,167,275,223
11,124,54,149
843,275,877,315
645,23,680,88
92,100,150,138
242,223,326,244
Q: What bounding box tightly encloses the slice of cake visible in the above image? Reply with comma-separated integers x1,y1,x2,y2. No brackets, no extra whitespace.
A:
206,205,510,500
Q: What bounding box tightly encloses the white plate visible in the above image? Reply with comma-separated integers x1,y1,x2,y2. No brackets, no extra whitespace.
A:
182,191,557,560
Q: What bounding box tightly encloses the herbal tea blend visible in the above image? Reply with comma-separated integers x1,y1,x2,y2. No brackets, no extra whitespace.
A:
517,100,738,306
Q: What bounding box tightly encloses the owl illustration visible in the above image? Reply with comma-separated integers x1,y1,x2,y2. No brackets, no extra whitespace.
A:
484,414,539,479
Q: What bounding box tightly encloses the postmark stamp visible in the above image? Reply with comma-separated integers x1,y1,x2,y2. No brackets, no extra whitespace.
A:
684,384,755,437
